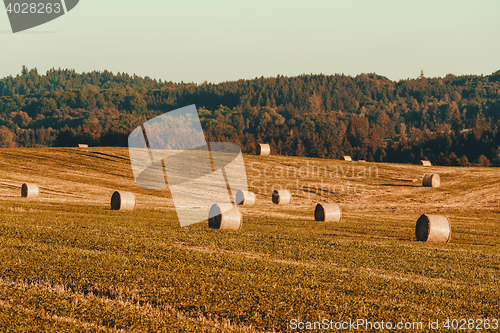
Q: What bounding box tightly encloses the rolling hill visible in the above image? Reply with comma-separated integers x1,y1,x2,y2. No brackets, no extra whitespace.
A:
0,147,498,331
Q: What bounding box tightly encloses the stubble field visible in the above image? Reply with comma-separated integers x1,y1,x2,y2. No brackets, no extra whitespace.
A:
0,147,498,332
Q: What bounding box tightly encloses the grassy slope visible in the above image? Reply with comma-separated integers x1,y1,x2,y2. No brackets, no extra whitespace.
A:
0,148,498,332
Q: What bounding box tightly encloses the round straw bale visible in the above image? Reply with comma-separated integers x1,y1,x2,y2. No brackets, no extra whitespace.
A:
422,173,440,187
235,190,256,205
208,203,242,230
415,214,451,243
110,191,136,211
272,189,291,204
420,160,432,166
343,156,352,161
257,143,271,156
21,183,39,198
314,203,342,222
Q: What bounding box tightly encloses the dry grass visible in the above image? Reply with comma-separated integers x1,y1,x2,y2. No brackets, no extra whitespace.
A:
0,147,498,332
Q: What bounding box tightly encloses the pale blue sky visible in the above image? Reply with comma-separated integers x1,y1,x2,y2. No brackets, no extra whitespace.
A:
1,0,499,83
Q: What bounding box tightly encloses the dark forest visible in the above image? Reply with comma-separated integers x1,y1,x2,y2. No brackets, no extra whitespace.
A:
1,66,500,166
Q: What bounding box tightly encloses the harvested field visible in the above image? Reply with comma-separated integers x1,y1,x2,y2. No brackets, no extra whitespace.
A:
0,148,498,332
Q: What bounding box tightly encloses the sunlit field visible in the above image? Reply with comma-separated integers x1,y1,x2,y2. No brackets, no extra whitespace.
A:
0,148,498,332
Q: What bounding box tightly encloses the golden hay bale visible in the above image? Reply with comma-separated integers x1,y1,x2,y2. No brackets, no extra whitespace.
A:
235,190,256,205
272,189,291,204
208,203,242,230
257,143,271,156
415,214,451,243
21,183,38,198
78,144,89,148
420,160,432,166
314,203,342,222
422,173,440,187
343,156,352,161
110,191,136,211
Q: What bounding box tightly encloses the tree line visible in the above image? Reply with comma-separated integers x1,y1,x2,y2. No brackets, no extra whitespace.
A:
1,66,500,166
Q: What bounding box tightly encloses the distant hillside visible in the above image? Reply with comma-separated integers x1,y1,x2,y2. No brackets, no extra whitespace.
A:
1,66,500,166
